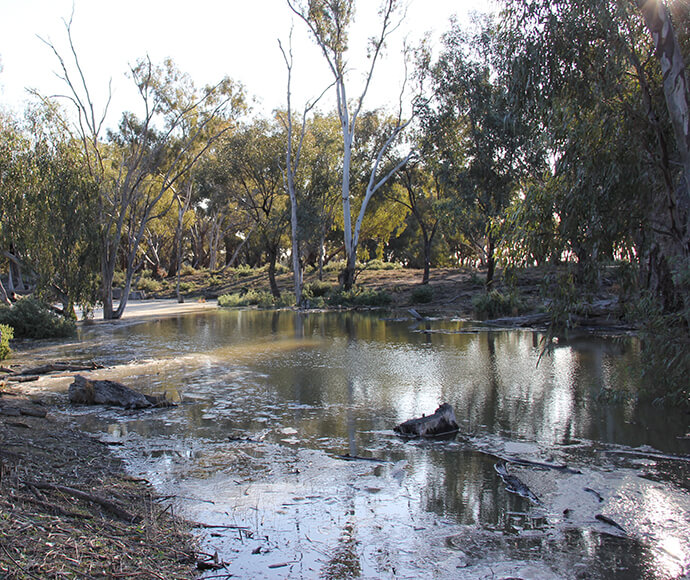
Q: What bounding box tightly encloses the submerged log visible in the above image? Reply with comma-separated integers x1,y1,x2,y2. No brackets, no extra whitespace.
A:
394,403,459,438
69,375,170,409
494,463,541,505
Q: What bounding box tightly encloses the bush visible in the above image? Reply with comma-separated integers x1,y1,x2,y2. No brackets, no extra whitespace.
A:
0,297,76,339
472,290,523,319
180,264,201,277
328,288,392,307
0,324,13,360
218,290,294,309
112,271,126,288
410,285,434,304
178,281,196,295
302,280,333,299
137,276,162,294
365,259,402,271
233,264,255,278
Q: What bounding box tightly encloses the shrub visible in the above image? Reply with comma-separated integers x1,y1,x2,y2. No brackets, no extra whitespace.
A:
472,290,523,319
302,280,333,299
0,297,76,339
0,324,13,360
218,290,294,309
365,259,402,271
137,276,162,294
178,281,196,295
233,264,255,278
180,264,201,277
410,285,434,304
328,288,392,307
112,270,126,288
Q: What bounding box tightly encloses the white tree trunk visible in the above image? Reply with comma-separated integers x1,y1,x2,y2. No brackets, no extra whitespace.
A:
638,0,690,222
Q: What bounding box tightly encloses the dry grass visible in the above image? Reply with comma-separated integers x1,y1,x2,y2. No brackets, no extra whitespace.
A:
0,396,200,579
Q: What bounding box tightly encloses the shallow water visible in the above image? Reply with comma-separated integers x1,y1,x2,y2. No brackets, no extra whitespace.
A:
14,309,690,578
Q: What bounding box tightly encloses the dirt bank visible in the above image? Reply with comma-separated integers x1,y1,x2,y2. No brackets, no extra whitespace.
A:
0,301,225,578
0,390,203,579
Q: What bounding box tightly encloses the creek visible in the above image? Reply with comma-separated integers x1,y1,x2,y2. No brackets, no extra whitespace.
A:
13,308,690,579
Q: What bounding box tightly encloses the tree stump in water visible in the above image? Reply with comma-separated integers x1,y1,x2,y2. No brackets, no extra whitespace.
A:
394,403,459,437
69,375,166,409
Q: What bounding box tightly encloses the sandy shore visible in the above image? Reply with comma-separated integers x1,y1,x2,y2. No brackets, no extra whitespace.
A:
84,298,219,323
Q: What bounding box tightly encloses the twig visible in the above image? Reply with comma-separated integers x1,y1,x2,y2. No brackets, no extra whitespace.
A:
30,481,141,522
0,539,43,580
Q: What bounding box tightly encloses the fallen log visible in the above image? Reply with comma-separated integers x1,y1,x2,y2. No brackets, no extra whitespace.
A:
394,403,459,438
494,463,542,505
69,375,172,409
17,362,104,376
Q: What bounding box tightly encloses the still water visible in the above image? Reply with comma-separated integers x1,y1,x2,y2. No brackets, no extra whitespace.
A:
17,308,690,579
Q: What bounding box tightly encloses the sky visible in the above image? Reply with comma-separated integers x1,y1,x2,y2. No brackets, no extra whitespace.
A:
0,0,492,128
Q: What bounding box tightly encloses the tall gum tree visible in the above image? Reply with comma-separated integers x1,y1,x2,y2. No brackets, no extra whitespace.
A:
287,0,414,289
40,18,243,319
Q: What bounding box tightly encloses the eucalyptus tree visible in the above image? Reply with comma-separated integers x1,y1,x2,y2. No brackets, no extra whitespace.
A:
40,18,243,319
296,112,343,278
386,161,443,284
422,20,526,287
287,0,414,289
214,120,290,298
499,0,688,303
0,106,100,316
277,33,332,306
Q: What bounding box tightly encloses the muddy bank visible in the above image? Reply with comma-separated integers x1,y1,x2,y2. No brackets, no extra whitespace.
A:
0,389,202,579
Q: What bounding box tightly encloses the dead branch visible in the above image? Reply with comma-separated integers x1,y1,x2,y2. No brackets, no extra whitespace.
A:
31,482,141,522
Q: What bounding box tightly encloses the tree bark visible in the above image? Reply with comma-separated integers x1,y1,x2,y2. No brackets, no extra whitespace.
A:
267,246,281,299
637,0,690,225
486,233,496,289
0,279,10,306
394,403,459,437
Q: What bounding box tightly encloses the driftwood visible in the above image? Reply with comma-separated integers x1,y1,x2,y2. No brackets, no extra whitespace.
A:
69,375,173,409
17,362,103,376
394,403,459,438
494,463,541,505
334,453,390,463
30,481,140,522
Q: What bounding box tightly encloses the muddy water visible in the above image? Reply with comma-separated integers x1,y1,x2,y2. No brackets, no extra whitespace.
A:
15,309,690,579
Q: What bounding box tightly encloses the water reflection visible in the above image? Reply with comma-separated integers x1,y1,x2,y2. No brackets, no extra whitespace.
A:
13,308,689,578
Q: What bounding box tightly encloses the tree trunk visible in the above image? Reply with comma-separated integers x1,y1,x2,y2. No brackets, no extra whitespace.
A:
267,247,281,299
0,279,10,306
340,251,356,291
486,234,496,289
394,403,459,437
637,0,690,223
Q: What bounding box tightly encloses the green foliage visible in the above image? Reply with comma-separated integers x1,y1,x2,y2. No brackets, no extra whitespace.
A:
364,259,402,271
472,290,523,319
112,271,126,288
180,264,202,277
302,280,333,299
0,324,13,360
327,288,392,307
137,276,163,294
410,285,434,304
633,257,690,407
636,298,690,407
0,298,75,339
218,290,294,309
178,281,195,294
